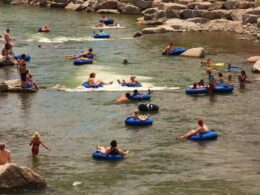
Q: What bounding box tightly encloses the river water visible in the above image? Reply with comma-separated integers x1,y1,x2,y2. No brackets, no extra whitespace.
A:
0,3,260,195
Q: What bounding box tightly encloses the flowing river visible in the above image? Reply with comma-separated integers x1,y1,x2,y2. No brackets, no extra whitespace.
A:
0,3,260,194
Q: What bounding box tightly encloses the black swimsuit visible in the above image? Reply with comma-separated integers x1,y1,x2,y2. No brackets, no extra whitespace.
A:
109,147,119,155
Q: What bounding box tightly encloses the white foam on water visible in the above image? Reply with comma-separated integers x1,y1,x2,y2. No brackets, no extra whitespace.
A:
54,64,180,92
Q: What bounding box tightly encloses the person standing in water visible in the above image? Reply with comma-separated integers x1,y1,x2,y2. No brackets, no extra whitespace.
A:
29,132,51,157
0,142,11,165
238,70,247,89
206,68,216,93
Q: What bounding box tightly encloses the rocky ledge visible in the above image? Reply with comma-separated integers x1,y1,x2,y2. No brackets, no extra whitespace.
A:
0,79,37,93
0,163,46,191
1,0,260,39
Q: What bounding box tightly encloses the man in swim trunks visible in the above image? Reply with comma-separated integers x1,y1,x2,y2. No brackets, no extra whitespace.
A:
0,142,11,165
116,93,131,103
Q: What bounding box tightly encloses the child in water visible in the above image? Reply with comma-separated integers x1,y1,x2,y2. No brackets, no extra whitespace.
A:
29,132,51,157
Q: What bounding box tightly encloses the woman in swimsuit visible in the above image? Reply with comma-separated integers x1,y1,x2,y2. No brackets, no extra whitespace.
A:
238,70,247,89
206,69,216,93
87,72,113,87
29,132,51,157
97,140,129,156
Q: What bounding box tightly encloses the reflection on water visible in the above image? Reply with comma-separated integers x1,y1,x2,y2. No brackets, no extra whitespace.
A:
0,4,260,195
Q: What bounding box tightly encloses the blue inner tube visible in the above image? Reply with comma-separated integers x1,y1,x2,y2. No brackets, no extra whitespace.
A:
92,151,124,160
228,66,240,71
74,53,94,59
138,104,159,112
121,83,142,87
82,82,103,88
185,87,209,94
214,84,234,93
14,54,31,61
93,33,110,39
73,59,93,65
169,48,186,56
129,93,151,101
189,130,218,141
100,19,114,25
125,116,153,126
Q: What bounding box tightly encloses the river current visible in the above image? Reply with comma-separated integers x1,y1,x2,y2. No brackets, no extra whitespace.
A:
0,4,260,194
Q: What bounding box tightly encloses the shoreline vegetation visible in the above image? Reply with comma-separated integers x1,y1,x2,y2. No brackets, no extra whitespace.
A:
1,0,259,40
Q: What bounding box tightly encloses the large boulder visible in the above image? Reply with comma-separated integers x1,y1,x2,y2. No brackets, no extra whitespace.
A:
142,25,174,34
142,8,167,23
134,0,152,10
242,14,260,24
0,163,46,190
201,10,232,20
65,2,83,11
95,0,119,10
122,4,141,14
252,60,260,73
97,9,120,14
180,47,205,58
224,0,239,10
182,9,204,19
247,56,260,63
187,2,212,10
166,9,181,19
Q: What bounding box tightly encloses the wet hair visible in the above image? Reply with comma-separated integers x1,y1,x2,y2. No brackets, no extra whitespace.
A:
125,93,131,99
192,82,197,89
89,73,96,78
6,28,10,33
88,48,93,52
123,59,128,65
21,54,26,59
241,70,246,76
198,80,204,86
133,89,138,94
110,140,117,148
4,43,11,50
0,143,5,150
134,110,139,115
198,119,204,126
32,132,40,140
218,72,223,77
100,30,103,33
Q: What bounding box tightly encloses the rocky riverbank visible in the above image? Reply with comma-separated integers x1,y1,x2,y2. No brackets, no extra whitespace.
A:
1,0,260,40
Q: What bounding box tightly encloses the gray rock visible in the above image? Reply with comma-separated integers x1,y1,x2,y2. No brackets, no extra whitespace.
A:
242,14,260,24
180,47,205,58
122,4,141,14
117,2,127,12
0,163,46,190
65,2,83,11
158,3,186,10
95,0,119,10
246,6,260,15
142,7,158,15
164,18,197,29
182,9,204,19
142,25,174,34
187,2,212,10
202,10,232,20
231,9,249,21
224,0,239,10
209,1,224,10
187,17,209,24
252,60,260,73
49,2,66,8
134,0,152,9
247,56,260,63
97,9,120,14
133,31,143,37
166,9,181,18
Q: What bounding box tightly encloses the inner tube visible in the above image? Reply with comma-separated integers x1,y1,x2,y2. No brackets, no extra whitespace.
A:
92,151,124,160
138,104,159,112
228,66,240,71
74,53,94,59
189,130,218,141
73,59,93,65
213,84,234,93
129,93,151,101
100,19,114,25
125,116,153,126
93,33,110,39
14,54,31,61
121,83,142,87
38,28,50,33
185,87,209,95
82,82,103,88
168,48,186,56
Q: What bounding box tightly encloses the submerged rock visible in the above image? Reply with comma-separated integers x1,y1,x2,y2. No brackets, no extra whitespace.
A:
180,47,205,58
0,163,46,190
142,25,174,34
252,60,260,73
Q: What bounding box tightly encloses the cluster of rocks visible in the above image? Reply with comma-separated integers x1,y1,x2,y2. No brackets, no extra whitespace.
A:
0,79,37,93
1,0,259,39
0,163,46,191
247,56,260,73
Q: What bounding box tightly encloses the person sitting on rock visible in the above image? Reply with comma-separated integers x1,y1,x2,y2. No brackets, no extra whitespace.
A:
26,70,39,90
162,42,173,55
0,142,11,165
